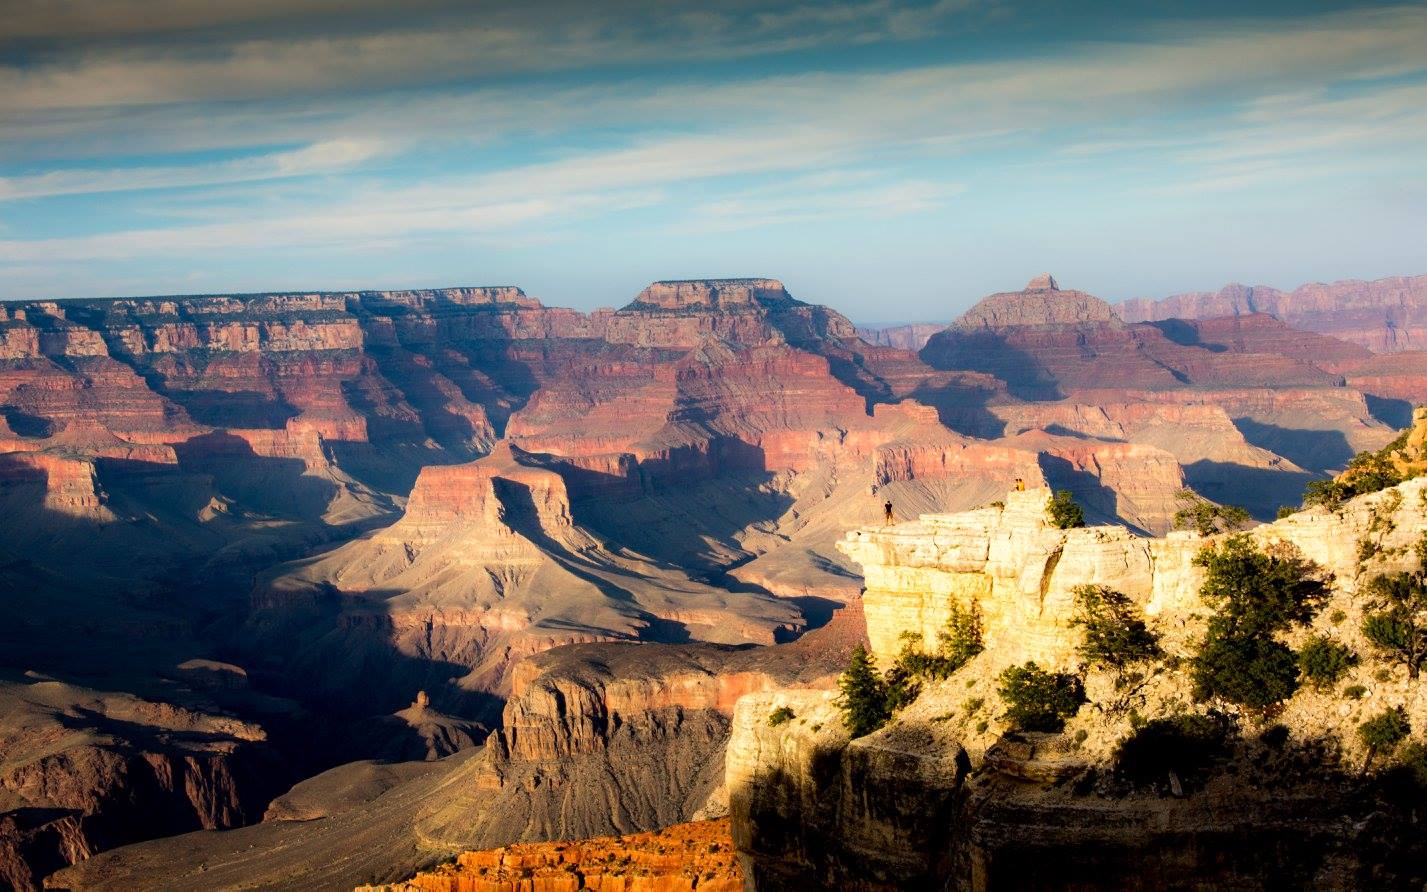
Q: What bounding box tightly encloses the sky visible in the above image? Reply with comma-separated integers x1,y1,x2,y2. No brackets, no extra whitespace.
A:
1,0,1425,321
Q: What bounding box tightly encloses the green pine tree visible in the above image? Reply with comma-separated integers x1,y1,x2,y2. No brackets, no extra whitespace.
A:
837,644,891,737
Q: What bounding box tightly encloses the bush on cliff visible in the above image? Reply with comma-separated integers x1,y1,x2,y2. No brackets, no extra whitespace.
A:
1188,536,1329,710
1302,428,1411,510
1114,712,1235,793
892,602,985,682
1047,490,1085,529
1359,707,1411,768
1362,542,1427,680
1297,635,1358,691
997,661,1085,733
1071,584,1162,672
837,645,891,737
1172,489,1251,536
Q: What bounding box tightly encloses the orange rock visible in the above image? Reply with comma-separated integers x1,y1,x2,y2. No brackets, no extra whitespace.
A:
363,820,740,892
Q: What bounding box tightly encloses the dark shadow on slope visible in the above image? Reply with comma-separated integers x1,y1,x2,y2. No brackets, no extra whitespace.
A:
1230,419,1354,474
1148,319,1228,352
920,330,1064,401
173,431,339,521
1182,461,1316,521
524,442,796,574
495,477,650,604
358,346,490,450
1036,453,1127,531
1364,394,1414,429
785,596,842,635
904,379,1006,437
1,407,56,438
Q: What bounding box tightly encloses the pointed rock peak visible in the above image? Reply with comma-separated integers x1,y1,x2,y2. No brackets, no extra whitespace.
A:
622,278,794,313
1026,273,1059,291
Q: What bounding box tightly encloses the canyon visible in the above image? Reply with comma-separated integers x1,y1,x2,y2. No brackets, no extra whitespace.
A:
2,271,1425,888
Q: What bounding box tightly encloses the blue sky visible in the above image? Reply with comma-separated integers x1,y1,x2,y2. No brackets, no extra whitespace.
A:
1,0,1425,321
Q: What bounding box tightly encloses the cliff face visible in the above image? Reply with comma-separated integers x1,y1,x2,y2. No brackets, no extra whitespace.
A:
731,479,1427,889
1118,274,1427,353
50,609,865,890
0,677,284,892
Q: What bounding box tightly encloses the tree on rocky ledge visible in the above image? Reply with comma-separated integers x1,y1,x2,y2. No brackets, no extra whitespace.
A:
1359,707,1411,770
1362,566,1427,680
1047,490,1085,529
1189,536,1329,710
837,645,891,737
997,661,1085,733
1172,489,1251,536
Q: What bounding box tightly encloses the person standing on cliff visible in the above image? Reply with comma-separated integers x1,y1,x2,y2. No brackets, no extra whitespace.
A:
884,500,894,525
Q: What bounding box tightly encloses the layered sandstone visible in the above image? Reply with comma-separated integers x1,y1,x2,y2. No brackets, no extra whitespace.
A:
1118,274,1427,353
51,610,864,891
0,676,282,891
730,477,1427,888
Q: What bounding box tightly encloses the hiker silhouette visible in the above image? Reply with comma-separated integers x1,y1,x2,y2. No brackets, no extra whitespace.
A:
884,500,894,524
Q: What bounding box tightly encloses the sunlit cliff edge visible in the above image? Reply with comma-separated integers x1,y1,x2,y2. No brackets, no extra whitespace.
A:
728,461,1427,888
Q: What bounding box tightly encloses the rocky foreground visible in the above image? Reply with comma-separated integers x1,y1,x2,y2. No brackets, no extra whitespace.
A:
728,471,1427,888
357,819,740,892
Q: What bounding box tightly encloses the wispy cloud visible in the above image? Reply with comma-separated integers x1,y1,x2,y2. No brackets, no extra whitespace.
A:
2,2,1426,305
0,137,391,200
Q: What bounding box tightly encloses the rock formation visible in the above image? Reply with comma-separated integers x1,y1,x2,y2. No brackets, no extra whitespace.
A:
1118,275,1427,353
7,271,1427,887
357,819,741,892
49,607,864,890
730,478,1427,888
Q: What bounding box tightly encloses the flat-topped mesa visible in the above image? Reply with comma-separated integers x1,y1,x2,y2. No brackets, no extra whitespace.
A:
1116,274,1427,353
355,285,542,311
954,276,1121,330
622,278,795,313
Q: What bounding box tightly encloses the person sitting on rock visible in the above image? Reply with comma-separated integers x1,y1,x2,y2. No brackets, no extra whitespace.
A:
1015,477,1026,492
884,500,894,525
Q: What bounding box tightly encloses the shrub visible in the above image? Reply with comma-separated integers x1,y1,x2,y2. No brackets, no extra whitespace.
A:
1188,536,1328,709
1329,609,1347,625
997,661,1085,733
1047,489,1085,529
1394,741,1427,791
1297,636,1358,691
891,602,984,683
1071,584,1162,672
1302,434,1409,509
1193,536,1329,636
767,706,795,726
837,645,891,737
1114,712,1235,792
1359,707,1411,764
882,658,922,713
1345,684,1368,700
937,602,985,671
1172,489,1251,536
1191,633,1299,709
1361,567,1427,679
1276,505,1297,520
